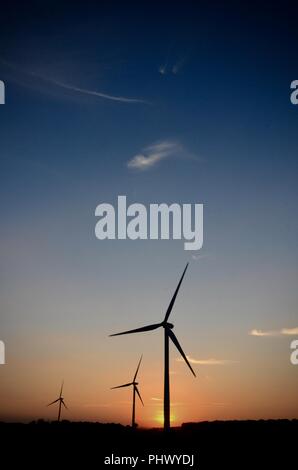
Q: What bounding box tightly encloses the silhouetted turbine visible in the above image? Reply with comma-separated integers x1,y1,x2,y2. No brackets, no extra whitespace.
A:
110,263,196,431
47,381,68,422
111,355,144,428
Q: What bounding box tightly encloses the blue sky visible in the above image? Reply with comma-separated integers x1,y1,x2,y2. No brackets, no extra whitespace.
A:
0,1,297,423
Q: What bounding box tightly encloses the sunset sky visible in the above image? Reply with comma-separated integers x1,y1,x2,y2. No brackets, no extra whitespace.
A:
0,1,298,426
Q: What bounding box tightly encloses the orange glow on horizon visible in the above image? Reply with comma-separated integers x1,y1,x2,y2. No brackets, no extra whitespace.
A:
154,411,176,427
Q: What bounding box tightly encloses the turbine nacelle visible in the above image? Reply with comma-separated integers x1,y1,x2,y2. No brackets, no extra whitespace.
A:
163,322,174,329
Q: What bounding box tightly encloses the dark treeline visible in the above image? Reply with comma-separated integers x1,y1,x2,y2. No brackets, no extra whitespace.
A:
0,419,296,468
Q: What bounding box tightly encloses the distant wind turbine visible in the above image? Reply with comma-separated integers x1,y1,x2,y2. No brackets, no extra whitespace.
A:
110,263,196,431
47,381,68,422
111,355,144,428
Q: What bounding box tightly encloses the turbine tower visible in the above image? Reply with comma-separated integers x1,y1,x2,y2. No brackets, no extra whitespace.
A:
110,263,195,431
111,355,144,428
47,381,68,422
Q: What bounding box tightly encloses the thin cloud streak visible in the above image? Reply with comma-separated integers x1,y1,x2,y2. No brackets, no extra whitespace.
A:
281,327,298,335
250,329,280,337
177,356,239,365
127,140,182,170
48,78,149,104
0,58,148,104
249,327,298,337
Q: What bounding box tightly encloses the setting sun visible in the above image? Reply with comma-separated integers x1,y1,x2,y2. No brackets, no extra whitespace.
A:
155,411,176,426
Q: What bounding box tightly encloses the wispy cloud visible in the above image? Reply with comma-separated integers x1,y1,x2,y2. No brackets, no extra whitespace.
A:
172,57,187,75
159,65,167,75
281,327,298,335
0,59,148,104
177,356,239,365
159,45,189,76
249,329,279,337
45,78,148,104
127,140,182,170
249,327,298,337
151,397,162,401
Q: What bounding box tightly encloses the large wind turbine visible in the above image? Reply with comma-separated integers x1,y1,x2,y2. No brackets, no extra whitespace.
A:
110,263,195,431
47,381,68,422
111,355,144,428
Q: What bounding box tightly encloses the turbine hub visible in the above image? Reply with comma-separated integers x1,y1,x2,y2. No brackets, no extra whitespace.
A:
165,322,174,329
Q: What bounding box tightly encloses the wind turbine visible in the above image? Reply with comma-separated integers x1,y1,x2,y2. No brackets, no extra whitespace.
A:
47,381,68,422
110,263,196,431
111,355,144,428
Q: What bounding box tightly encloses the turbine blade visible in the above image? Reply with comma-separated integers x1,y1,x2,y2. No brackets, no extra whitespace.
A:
168,328,196,377
61,400,68,409
135,385,144,406
110,323,161,337
47,398,60,406
111,382,133,389
133,355,143,382
59,380,64,398
164,263,189,322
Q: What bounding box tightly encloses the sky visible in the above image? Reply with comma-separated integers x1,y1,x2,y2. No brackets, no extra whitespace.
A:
0,0,298,426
